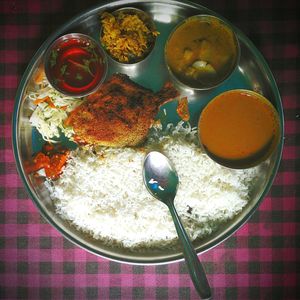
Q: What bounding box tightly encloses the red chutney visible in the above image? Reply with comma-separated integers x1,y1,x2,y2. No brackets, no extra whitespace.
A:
25,144,70,180
45,34,107,97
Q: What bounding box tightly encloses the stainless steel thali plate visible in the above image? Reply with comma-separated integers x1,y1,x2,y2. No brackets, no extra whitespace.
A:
13,0,284,264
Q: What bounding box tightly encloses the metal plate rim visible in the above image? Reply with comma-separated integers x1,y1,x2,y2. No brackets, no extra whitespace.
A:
12,0,284,265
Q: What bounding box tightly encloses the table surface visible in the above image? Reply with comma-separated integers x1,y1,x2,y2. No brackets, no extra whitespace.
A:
1,0,299,299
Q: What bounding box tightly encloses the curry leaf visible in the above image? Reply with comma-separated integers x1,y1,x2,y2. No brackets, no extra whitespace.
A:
50,50,58,67
60,64,67,76
76,73,83,80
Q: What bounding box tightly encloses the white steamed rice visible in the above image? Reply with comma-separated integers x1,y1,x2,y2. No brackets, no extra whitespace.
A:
46,123,260,249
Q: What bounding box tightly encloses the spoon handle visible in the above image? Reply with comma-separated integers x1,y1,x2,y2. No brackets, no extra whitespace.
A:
167,202,212,300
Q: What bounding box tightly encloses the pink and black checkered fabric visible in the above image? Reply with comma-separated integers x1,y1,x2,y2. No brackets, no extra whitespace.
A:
0,0,299,299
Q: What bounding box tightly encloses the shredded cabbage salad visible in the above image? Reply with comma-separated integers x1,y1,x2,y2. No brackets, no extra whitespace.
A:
27,77,83,142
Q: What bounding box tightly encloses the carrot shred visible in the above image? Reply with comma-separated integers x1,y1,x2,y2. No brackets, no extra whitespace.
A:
47,99,56,108
33,65,45,84
33,96,51,105
33,96,56,108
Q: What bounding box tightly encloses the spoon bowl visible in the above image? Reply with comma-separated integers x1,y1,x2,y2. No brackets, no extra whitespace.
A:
143,151,179,203
143,151,212,299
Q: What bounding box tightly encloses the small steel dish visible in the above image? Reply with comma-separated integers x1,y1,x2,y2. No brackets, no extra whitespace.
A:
198,89,281,169
13,0,283,265
100,7,158,65
44,33,108,97
165,14,240,90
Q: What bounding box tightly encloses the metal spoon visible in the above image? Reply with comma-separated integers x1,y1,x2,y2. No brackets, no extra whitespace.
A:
143,151,212,299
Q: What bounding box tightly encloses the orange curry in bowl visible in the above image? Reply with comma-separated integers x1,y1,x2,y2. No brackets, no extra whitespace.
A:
198,90,280,168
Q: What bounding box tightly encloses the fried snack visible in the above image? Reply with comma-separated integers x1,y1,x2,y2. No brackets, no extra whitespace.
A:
66,74,179,147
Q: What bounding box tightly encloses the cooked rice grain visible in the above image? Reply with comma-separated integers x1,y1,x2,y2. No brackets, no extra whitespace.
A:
47,124,261,249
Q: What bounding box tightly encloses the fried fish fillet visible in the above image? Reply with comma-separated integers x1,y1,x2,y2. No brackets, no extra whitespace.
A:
66,74,179,147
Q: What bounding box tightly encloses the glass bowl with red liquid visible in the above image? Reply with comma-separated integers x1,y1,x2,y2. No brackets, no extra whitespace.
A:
44,33,107,97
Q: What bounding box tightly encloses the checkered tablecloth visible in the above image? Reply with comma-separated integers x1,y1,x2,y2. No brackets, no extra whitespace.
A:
0,0,299,299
